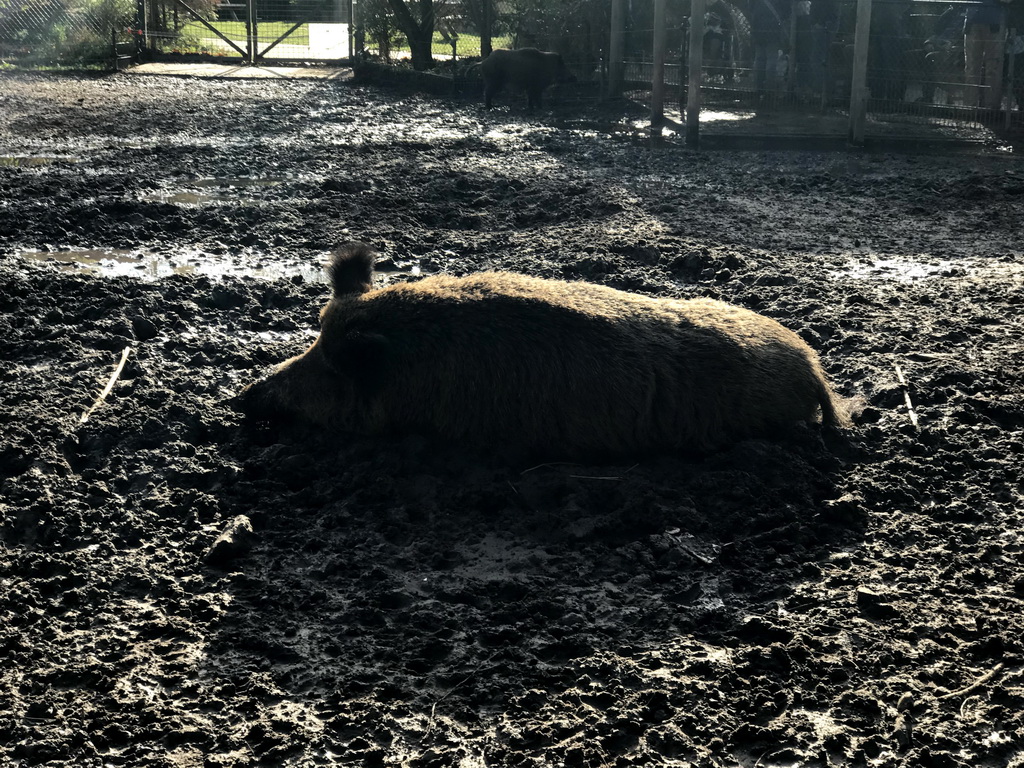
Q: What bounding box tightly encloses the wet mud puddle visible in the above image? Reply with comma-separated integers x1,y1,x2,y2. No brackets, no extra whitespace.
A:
828,253,1024,288
829,255,967,282
18,247,439,283
139,176,283,206
0,155,78,167
18,247,326,282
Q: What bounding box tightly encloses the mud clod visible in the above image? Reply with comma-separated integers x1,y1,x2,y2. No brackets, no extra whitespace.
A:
205,515,255,567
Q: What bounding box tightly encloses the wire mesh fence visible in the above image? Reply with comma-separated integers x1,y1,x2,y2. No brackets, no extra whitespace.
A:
0,0,141,67
358,0,608,83
359,0,514,62
2,0,1021,137
141,0,350,61
615,0,1023,136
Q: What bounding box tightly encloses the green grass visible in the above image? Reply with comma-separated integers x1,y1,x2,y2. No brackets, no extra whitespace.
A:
390,31,514,58
180,20,509,57
181,19,310,46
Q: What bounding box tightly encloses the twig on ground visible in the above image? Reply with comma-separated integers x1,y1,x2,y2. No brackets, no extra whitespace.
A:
421,652,501,741
568,463,640,481
893,361,920,429
569,462,638,481
937,663,1005,702
520,462,583,475
80,347,131,424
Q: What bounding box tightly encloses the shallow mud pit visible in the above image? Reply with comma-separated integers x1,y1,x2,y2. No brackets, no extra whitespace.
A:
1,70,1023,768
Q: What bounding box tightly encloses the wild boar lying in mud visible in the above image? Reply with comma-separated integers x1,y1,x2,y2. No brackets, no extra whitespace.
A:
240,243,850,460
478,47,576,109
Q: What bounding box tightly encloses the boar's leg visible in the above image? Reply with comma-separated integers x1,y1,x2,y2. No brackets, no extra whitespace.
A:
484,76,503,109
526,85,543,110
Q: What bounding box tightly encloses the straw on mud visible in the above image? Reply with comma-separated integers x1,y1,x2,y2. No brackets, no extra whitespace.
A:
568,463,640,481
80,346,131,424
520,462,583,475
893,361,920,429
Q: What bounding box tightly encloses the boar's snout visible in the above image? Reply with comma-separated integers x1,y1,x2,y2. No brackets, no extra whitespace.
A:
235,353,312,423
234,377,288,422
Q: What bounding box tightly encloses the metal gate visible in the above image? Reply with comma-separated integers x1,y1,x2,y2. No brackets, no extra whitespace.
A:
141,0,351,62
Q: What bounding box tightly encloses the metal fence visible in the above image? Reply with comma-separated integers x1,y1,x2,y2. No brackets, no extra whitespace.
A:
140,0,350,62
358,0,608,80
0,0,351,65
0,0,141,67
352,0,1022,138
613,0,1023,139
2,0,1021,138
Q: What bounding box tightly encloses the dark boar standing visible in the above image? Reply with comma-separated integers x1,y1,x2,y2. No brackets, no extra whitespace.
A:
241,243,850,460
478,47,576,109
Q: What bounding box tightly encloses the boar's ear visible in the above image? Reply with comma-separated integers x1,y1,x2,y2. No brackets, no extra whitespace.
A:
334,331,391,396
329,242,376,297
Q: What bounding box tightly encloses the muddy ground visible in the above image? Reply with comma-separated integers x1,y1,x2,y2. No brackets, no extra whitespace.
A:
1,70,1023,768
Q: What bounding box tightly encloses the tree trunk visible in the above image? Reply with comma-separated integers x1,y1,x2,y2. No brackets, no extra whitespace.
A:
386,0,434,70
480,0,492,57
408,23,434,69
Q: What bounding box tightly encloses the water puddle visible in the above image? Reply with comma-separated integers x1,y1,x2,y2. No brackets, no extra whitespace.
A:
18,247,440,283
827,256,968,282
374,258,439,278
0,155,77,167
19,247,325,282
140,177,283,206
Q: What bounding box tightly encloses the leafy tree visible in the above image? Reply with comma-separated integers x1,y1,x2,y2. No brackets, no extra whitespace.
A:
361,0,404,59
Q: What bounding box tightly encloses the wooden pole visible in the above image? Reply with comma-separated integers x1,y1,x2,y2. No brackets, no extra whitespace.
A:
686,0,707,146
995,17,1006,113
1007,28,1016,130
137,0,148,54
848,0,873,146
245,0,257,63
787,0,798,92
608,0,625,98
353,0,365,60
651,0,667,138
481,0,492,58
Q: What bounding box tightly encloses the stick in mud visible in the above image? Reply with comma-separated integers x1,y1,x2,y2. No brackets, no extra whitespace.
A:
80,347,131,424
894,361,920,429
936,662,1005,702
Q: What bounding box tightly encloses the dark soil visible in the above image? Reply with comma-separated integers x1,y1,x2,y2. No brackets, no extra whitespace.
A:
1,70,1023,768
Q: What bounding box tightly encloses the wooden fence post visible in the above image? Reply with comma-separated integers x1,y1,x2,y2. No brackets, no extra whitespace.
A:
608,0,625,98
1006,28,1016,130
686,0,706,146
651,0,667,138
848,0,873,145
245,0,256,63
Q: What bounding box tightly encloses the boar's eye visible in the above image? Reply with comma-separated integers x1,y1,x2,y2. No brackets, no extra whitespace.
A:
322,330,391,396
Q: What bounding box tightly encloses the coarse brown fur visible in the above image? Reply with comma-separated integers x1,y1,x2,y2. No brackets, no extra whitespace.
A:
241,243,851,460
478,48,576,110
